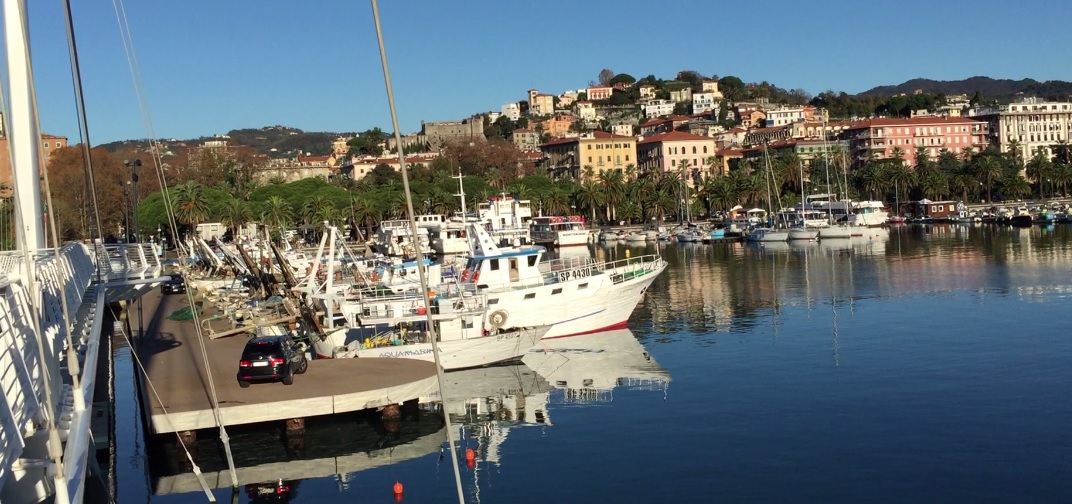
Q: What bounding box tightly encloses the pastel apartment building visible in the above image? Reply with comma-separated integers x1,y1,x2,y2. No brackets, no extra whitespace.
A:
843,117,989,168
692,92,719,114
510,128,540,152
969,97,1072,163
586,85,614,101
764,105,818,127
636,131,717,184
539,131,636,180
540,115,577,138
701,80,723,97
638,84,657,101
502,102,521,121
527,89,555,117
574,101,597,121
669,87,693,103
643,99,675,118
0,132,67,197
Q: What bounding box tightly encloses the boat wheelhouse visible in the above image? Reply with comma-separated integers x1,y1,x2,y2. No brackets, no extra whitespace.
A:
374,218,433,257
476,196,533,248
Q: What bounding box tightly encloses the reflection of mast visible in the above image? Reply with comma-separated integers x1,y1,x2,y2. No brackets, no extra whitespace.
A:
830,246,840,366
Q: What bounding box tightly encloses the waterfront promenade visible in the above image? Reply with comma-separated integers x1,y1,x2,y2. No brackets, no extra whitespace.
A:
130,290,439,434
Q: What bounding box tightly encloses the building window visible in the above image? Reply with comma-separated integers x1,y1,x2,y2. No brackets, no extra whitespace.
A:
625,155,630,161
43,142,49,148
588,156,592,162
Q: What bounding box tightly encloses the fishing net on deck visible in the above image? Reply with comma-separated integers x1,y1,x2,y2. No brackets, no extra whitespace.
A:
166,302,203,321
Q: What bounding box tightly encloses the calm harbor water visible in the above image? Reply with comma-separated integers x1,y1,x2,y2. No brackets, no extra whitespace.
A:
111,224,1072,503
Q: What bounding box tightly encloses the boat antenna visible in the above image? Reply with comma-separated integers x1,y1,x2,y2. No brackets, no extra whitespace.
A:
369,2,466,502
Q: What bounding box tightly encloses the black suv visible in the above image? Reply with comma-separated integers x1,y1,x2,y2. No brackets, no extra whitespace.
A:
237,334,308,387
161,274,186,294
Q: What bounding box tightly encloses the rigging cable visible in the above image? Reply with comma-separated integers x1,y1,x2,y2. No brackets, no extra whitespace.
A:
110,0,239,490
368,1,466,502
109,305,217,502
60,0,105,283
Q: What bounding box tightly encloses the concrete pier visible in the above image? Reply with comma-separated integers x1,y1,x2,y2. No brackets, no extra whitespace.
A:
131,290,438,434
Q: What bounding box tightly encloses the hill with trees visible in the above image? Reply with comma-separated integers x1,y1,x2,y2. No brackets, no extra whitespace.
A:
859,76,1072,102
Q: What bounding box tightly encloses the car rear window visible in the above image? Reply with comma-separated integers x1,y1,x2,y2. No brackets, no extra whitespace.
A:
242,339,282,359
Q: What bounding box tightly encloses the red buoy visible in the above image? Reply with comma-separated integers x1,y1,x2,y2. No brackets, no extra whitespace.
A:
393,481,404,494
465,448,475,461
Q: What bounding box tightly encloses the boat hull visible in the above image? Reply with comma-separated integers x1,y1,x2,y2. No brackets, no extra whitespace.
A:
481,259,666,339
317,326,545,370
788,229,819,241
818,226,852,239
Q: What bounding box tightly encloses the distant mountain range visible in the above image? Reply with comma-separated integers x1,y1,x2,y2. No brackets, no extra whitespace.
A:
859,76,1072,100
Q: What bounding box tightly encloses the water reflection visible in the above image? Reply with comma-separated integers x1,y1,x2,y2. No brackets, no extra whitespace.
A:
628,224,1072,335
148,407,446,497
523,329,670,404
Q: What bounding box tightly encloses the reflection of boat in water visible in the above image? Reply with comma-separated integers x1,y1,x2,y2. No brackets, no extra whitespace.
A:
151,410,446,496
521,329,669,402
819,238,853,252
427,364,552,426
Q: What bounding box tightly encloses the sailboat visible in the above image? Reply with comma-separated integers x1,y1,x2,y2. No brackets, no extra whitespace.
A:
888,179,906,224
788,160,819,241
816,119,853,239
675,168,705,243
747,144,789,242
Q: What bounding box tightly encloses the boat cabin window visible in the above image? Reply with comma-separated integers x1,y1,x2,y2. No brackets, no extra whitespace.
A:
527,255,537,267
490,259,500,271
552,288,562,295
488,298,498,304
578,283,588,289
524,293,535,299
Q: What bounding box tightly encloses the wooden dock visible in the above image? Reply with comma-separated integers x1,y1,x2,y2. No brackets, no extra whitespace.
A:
130,290,439,434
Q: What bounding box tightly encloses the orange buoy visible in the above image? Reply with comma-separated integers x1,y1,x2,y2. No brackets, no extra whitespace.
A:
393,481,404,494
465,448,475,461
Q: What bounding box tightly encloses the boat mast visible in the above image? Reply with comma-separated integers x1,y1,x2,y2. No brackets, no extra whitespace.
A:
453,169,468,219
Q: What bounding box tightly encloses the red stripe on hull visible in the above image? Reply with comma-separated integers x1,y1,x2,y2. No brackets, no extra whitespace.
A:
541,320,629,340
316,353,333,359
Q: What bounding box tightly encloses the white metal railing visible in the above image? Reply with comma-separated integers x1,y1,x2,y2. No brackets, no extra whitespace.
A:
1,241,161,503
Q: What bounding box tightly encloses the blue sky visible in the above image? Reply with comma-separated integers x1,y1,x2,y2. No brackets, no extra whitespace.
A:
18,0,1071,143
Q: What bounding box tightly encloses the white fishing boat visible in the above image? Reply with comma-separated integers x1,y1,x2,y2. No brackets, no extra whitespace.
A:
313,287,548,369
530,215,590,247
476,195,533,247
458,223,666,339
374,218,434,257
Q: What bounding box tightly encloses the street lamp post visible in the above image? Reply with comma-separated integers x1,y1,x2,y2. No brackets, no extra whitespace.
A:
122,183,130,242
125,159,141,242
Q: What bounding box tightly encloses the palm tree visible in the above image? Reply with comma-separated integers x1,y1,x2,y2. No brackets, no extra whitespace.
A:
173,181,209,232
598,170,626,223
885,162,915,205
301,196,332,226
616,200,641,224
573,180,604,224
262,195,293,239
220,199,253,239
349,195,378,240
974,155,1003,203
1003,175,1031,201
1025,149,1054,198
645,189,675,222
544,188,571,215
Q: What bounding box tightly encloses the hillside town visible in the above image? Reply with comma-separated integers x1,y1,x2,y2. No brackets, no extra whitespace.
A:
7,71,1072,245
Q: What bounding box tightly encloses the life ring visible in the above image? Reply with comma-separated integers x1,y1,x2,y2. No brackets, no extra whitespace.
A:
461,269,470,281
472,271,480,283
488,309,508,329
